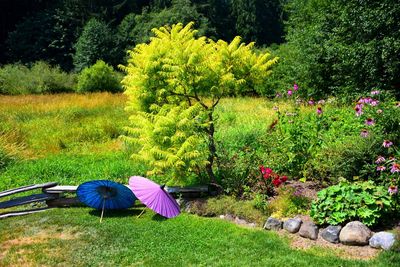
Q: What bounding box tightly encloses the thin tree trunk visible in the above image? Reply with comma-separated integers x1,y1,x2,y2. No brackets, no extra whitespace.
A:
206,111,216,184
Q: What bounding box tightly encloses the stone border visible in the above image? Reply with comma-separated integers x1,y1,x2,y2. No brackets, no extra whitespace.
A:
263,217,398,251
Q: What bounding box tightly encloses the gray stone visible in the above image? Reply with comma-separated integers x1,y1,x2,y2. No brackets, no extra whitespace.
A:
219,215,225,219
263,217,283,231
224,214,235,221
321,225,342,243
339,221,372,246
283,218,302,233
298,222,319,240
234,217,248,225
369,232,396,250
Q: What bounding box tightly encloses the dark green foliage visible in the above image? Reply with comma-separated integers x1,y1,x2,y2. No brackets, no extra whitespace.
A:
77,60,121,93
274,0,400,98
230,0,284,45
130,0,213,45
6,1,88,71
0,61,76,94
73,18,117,72
310,181,396,227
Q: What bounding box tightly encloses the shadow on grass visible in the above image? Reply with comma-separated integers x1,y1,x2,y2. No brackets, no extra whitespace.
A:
88,208,143,218
151,213,167,222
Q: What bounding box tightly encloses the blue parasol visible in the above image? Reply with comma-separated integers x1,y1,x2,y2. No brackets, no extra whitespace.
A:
77,180,136,222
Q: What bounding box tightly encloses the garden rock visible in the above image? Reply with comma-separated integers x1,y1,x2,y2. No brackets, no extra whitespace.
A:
225,214,235,221
298,222,319,240
263,217,282,231
234,217,248,225
321,225,342,244
339,221,372,246
283,218,302,233
369,232,396,250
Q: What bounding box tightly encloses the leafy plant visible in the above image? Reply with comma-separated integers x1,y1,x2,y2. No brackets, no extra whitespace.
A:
310,181,395,226
269,186,311,218
121,22,277,185
77,60,121,93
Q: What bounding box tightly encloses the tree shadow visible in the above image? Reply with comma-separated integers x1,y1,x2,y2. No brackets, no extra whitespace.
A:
151,213,167,222
88,208,143,218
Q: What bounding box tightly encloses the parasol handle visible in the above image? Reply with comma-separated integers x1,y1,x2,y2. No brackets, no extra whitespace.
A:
100,198,105,223
137,208,146,218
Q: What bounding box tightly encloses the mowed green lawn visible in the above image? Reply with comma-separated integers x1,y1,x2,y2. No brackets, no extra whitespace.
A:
1,93,399,266
1,208,398,267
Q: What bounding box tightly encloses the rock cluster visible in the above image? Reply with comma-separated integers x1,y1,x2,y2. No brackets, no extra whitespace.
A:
263,217,398,250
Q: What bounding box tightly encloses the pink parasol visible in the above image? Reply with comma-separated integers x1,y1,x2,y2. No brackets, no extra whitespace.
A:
128,176,180,218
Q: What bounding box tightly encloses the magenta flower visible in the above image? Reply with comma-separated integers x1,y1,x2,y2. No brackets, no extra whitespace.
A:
370,100,379,106
396,102,400,108
308,99,315,105
383,140,393,148
376,166,386,171
365,118,375,126
390,163,400,173
388,185,398,195
371,90,380,95
375,156,386,164
287,90,293,96
294,83,299,91
360,130,369,138
354,105,363,117
316,107,323,115
359,98,371,104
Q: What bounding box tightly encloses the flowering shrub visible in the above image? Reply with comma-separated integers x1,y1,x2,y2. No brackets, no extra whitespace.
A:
256,165,287,195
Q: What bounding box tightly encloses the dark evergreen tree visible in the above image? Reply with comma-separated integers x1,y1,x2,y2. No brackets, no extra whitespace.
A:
73,18,116,72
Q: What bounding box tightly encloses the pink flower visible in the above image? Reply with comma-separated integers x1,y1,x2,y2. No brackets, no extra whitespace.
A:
316,107,323,115
354,105,363,117
317,100,325,105
370,100,379,106
376,166,386,171
390,163,400,173
365,118,375,126
276,93,282,98
396,102,400,108
294,83,299,91
371,90,380,95
377,109,383,114
360,130,369,138
280,176,288,182
375,156,386,164
308,99,315,105
287,90,293,96
383,140,393,148
388,185,398,195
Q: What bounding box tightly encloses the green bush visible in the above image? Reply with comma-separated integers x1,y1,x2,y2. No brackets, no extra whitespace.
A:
77,60,122,93
310,181,396,227
276,0,400,98
0,62,76,95
269,186,311,218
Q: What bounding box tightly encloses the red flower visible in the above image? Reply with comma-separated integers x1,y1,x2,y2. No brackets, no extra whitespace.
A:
272,178,282,187
280,176,288,182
